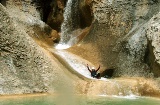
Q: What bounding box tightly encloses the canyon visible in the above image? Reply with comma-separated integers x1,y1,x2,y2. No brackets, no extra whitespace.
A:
0,0,160,97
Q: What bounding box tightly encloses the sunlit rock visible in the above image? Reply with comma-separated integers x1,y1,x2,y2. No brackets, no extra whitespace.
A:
68,0,160,77
1,0,160,98
0,4,72,95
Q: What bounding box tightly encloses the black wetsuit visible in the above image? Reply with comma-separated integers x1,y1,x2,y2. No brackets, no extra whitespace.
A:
91,69,97,78
87,65,100,78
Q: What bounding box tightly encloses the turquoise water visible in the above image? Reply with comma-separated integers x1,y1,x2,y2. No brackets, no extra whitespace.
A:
0,95,160,105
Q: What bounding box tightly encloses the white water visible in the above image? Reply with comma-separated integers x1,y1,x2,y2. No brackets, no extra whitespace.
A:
56,0,80,49
54,50,94,79
53,0,139,97
55,44,71,49
49,49,140,97
60,0,73,43
98,94,139,99
112,94,140,99
53,50,111,81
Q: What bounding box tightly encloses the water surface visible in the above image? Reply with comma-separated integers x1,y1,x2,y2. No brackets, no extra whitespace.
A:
0,94,160,105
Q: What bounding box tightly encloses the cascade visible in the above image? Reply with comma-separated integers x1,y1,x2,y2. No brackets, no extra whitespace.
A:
56,0,80,49
52,0,154,97
51,49,141,96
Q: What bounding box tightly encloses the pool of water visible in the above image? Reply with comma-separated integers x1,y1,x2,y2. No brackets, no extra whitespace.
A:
0,94,160,105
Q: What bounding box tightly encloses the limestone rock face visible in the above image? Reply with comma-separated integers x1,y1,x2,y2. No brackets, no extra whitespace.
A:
146,12,160,77
68,0,160,77
47,0,93,31
1,0,41,19
0,0,55,23
4,3,60,47
0,4,71,95
1,0,160,96
47,0,66,31
79,0,93,28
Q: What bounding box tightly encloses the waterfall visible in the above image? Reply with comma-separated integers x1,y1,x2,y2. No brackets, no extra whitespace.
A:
56,0,80,49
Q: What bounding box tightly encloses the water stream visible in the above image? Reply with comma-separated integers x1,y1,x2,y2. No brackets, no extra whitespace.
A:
56,0,80,49
51,0,160,102
49,48,143,97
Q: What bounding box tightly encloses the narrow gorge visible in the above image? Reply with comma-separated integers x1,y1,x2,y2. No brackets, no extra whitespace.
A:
0,0,160,98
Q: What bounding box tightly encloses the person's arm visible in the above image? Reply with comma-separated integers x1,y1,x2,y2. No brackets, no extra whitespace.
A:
96,65,100,72
87,64,91,72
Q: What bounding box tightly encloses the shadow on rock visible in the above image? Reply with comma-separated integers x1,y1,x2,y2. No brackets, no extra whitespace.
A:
100,69,115,78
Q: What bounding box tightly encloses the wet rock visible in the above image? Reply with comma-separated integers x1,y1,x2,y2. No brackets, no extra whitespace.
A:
47,0,66,31
68,0,160,77
1,0,160,97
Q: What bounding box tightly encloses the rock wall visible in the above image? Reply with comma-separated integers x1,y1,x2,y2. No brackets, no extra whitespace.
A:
0,0,56,23
115,0,160,77
1,0,160,96
47,0,66,31
1,0,42,19
6,7,60,47
0,4,72,95
0,0,93,32
146,12,160,77
68,0,160,77
47,0,93,31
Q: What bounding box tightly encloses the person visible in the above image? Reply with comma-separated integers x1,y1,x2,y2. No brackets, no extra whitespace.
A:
87,64,101,79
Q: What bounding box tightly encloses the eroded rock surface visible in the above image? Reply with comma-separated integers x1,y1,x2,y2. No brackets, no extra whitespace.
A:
146,12,160,77
1,0,160,97
68,0,160,77
1,0,42,19
0,4,71,95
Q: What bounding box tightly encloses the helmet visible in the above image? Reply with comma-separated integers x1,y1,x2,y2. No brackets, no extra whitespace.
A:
92,67,95,70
